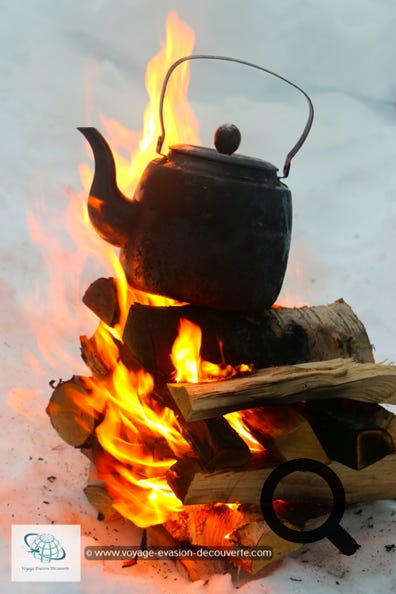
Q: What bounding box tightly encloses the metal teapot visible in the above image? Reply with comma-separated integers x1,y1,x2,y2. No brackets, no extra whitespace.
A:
79,55,313,312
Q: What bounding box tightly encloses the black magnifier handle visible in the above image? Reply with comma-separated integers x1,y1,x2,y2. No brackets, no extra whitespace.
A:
327,524,360,556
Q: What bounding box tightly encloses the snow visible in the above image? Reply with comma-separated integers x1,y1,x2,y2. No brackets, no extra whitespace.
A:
1,0,396,592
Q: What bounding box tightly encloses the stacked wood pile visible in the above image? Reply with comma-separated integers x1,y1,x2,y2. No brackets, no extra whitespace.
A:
46,277,396,580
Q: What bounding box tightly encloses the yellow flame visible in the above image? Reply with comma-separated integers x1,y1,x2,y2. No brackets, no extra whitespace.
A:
170,319,241,383
26,11,271,529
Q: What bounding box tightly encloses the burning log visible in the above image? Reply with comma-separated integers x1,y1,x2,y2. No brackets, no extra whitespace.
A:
299,400,395,469
82,463,122,522
175,416,251,469
168,450,396,507
123,299,374,377
46,376,97,447
80,335,111,379
80,332,251,469
239,404,329,463
167,358,396,421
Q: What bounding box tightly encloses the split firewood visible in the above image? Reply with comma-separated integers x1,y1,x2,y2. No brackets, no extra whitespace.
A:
153,381,252,469
83,277,120,327
46,376,97,447
80,334,111,379
123,299,374,377
80,331,143,379
167,358,396,422
176,416,252,469
168,450,396,507
237,404,329,464
298,400,395,469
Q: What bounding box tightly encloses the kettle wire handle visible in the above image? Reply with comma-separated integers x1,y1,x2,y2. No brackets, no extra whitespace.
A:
156,54,314,179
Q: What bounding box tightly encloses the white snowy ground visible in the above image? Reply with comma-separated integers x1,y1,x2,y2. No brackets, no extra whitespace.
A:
1,0,396,592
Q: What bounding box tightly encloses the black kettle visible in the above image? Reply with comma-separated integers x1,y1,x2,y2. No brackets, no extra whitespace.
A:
79,55,313,311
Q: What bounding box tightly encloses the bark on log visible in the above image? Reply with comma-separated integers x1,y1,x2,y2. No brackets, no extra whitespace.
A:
123,299,374,377
167,358,396,421
299,400,395,469
168,450,396,507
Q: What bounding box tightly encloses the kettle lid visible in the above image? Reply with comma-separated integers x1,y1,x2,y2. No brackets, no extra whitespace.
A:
168,142,279,183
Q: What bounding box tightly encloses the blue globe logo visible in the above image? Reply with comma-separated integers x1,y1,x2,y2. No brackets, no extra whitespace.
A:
24,532,66,563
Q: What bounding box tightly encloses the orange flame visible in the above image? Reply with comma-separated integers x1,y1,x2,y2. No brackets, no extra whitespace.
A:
80,11,199,199
21,11,200,528
170,319,262,453
77,12,201,526
24,11,272,529
170,318,243,383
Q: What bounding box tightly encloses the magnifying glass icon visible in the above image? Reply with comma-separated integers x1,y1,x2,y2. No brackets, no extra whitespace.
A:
260,458,360,555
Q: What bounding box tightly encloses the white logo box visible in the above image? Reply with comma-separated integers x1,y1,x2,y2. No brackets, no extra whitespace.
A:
11,524,80,582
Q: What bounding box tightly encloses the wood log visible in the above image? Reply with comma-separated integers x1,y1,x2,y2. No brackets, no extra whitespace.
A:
123,299,374,377
299,400,395,469
167,450,396,507
237,404,329,464
176,416,251,469
167,358,396,421
46,376,97,447
80,335,111,379
83,484,121,522
83,464,121,522
80,331,251,469
80,331,143,379
83,277,120,326
154,382,252,469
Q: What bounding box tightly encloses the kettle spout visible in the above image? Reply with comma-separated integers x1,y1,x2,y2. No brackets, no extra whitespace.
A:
78,127,138,247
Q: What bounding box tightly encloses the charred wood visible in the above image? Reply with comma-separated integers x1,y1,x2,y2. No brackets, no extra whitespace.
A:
123,299,374,377
298,399,395,469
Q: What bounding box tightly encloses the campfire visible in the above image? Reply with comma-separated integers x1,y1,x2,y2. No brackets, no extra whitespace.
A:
42,12,396,581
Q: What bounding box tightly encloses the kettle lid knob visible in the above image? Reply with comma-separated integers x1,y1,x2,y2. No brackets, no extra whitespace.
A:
214,123,241,155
